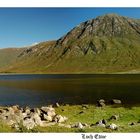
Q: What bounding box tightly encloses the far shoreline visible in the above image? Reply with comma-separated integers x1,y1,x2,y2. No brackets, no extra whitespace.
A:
0,71,140,75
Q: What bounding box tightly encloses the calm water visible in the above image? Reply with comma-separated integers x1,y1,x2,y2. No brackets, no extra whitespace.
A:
0,74,139,107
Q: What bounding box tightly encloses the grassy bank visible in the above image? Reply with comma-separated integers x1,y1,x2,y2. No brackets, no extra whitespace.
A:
1,105,139,132
34,105,140,132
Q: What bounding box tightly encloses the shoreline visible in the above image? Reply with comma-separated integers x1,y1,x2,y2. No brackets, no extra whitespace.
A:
0,103,139,132
1,69,140,75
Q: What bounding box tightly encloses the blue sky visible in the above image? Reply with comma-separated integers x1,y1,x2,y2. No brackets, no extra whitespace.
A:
0,8,140,48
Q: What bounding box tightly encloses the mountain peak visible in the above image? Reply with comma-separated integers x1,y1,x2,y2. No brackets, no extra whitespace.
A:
102,13,120,18
56,13,140,47
1,13,140,73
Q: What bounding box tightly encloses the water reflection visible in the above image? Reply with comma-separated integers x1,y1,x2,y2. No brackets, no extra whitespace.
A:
0,74,139,107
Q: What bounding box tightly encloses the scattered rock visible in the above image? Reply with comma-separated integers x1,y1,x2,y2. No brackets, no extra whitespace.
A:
82,123,89,127
102,119,107,125
108,123,118,130
58,123,65,127
110,99,122,105
53,115,68,123
129,122,135,126
23,118,36,130
7,120,16,126
109,115,119,120
64,124,71,128
96,120,107,127
72,122,84,129
79,111,84,114
55,102,60,107
41,106,55,113
77,122,84,129
98,99,105,103
90,123,96,127
96,119,107,125
97,123,106,127
82,104,89,109
97,99,106,107
40,122,56,127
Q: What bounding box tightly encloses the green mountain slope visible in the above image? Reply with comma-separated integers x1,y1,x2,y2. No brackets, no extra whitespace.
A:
0,48,24,70
1,13,140,73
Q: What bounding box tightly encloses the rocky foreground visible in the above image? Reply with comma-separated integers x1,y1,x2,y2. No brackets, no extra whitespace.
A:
0,99,140,132
0,105,69,130
0,104,118,131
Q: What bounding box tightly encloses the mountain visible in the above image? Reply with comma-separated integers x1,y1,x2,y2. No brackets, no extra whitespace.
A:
1,13,140,73
0,48,24,70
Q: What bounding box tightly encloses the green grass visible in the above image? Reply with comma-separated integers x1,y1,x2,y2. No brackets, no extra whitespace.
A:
0,105,139,132
19,105,140,133
0,121,15,132
1,36,140,74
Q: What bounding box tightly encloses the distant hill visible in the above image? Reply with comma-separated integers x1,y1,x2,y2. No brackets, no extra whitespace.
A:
0,48,24,71
1,13,140,73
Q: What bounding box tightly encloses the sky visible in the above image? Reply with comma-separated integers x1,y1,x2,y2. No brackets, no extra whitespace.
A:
0,8,140,48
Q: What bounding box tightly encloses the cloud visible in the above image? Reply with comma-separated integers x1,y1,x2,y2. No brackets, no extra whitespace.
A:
30,42,38,46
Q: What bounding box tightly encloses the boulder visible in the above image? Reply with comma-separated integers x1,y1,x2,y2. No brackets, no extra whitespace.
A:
72,122,84,129
110,99,122,105
41,106,56,117
0,109,6,114
102,119,107,125
12,112,23,123
23,107,31,116
41,106,55,113
43,114,52,122
22,118,36,130
97,123,106,127
129,122,135,126
34,108,41,115
54,115,68,123
31,113,42,126
6,120,16,126
0,114,7,120
90,123,96,127
11,105,20,113
82,104,89,109
55,102,60,107
96,120,106,127
96,119,107,125
82,123,89,127
47,110,56,117
64,124,71,128
108,123,118,130
13,124,20,130
109,115,119,120
7,107,15,115
98,99,105,103
97,99,106,107
79,111,84,114
41,122,56,127
77,122,84,129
